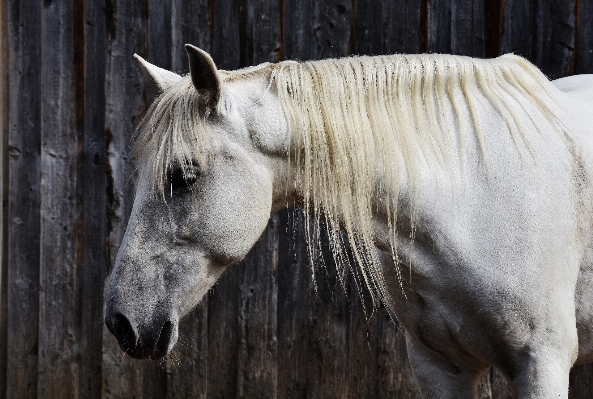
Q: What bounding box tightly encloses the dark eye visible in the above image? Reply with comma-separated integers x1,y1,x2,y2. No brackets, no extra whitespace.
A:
169,163,200,191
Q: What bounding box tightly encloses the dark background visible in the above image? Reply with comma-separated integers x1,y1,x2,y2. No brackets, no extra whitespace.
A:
1,0,593,398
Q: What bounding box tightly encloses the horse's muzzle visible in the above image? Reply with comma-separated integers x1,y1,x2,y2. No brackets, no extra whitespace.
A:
105,309,178,360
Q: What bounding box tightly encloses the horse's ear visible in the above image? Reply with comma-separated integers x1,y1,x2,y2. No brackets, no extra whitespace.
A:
185,44,221,108
134,54,182,92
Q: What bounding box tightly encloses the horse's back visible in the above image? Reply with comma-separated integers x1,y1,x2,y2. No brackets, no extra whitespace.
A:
553,74,593,99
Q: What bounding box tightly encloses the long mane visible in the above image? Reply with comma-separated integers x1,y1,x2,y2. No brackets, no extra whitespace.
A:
273,53,559,307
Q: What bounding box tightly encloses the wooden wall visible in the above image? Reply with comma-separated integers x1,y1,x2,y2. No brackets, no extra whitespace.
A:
1,0,592,398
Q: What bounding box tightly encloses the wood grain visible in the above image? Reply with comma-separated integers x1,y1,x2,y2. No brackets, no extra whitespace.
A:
354,0,423,55
500,0,576,79
78,0,108,396
5,1,41,398
0,0,9,395
37,0,80,397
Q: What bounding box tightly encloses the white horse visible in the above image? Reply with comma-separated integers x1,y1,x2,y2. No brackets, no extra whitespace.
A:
104,44,593,398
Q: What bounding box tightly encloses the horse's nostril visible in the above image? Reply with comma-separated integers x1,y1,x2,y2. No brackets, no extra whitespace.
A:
112,313,138,352
153,321,174,359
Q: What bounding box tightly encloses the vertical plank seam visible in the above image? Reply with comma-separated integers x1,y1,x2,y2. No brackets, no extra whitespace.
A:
279,0,284,61
420,0,429,53
74,0,86,336
574,0,580,74
210,0,216,55
348,0,356,55
0,0,8,395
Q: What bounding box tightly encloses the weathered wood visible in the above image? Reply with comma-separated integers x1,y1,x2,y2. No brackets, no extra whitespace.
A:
569,363,593,399
5,1,41,398
148,0,172,101
101,0,167,397
165,303,209,399
212,0,241,70
500,0,576,79
376,314,423,398
37,1,80,397
241,0,282,65
491,367,515,399
78,0,108,397
170,0,211,74
284,0,353,61
354,0,423,55
0,0,9,396
236,218,279,399
277,209,316,398
576,0,593,73
428,0,491,56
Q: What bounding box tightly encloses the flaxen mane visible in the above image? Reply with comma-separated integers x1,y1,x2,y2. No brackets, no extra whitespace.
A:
135,53,560,308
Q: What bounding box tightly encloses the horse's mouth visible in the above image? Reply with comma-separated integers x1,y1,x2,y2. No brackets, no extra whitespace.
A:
150,321,175,360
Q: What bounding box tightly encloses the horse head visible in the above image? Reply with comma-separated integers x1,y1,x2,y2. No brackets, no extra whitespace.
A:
104,45,288,359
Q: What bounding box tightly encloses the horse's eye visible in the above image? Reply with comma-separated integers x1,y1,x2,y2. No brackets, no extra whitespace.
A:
169,165,200,191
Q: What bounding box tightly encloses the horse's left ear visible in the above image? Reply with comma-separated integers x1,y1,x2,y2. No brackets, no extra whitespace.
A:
185,44,221,109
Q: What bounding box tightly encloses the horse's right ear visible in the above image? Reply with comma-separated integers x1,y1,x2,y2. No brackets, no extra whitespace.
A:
185,44,221,109
134,54,182,92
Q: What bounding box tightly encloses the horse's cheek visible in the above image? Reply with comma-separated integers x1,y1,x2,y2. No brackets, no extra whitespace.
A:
195,162,272,264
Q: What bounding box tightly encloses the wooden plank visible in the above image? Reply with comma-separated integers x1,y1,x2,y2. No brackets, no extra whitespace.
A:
170,0,211,74
212,0,241,70
376,319,423,398
500,0,576,79
5,1,41,398
149,0,172,71
164,3,211,397
491,367,514,399
207,266,240,399
427,0,490,56
354,0,423,55
427,0,453,53
277,209,316,398
236,217,279,398
576,0,593,73
37,0,80,397
165,303,209,399
276,211,351,398
78,0,108,397
284,0,353,61
241,0,282,65
345,280,377,399
101,0,167,397
499,0,534,59
535,0,576,78
569,363,593,399
0,0,9,395
283,0,314,60
148,0,172,100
